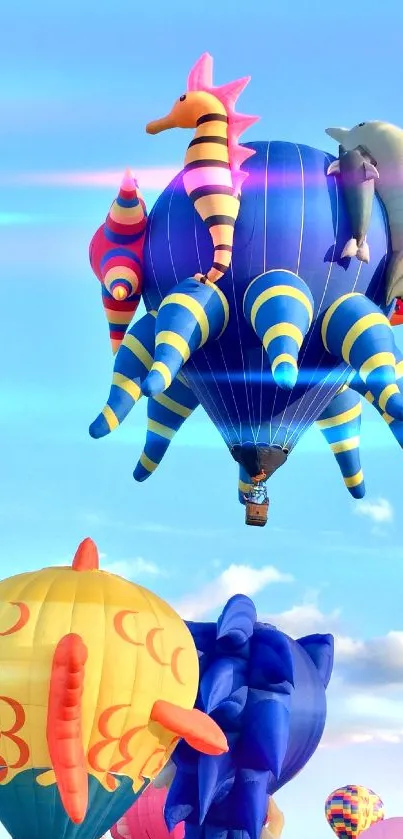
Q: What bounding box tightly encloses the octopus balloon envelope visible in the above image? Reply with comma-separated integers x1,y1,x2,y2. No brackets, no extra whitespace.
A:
89,53,403,521
0,538,227,839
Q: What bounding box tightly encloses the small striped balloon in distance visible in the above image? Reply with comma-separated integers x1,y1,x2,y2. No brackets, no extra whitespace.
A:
141,277,229,397
243,269,315,389
89,169,147,353
316,384,365,498
325,785,384,838
146,52,259,284
321,292,403,420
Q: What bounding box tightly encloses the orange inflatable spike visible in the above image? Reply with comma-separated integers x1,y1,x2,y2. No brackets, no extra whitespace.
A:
47,634,89,823
72,537,99,571
150,699,228,756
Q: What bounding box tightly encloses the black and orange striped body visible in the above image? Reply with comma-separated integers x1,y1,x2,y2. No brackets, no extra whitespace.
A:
183,109,240,283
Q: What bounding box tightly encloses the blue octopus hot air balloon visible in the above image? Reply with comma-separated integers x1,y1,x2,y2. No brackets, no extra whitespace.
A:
89,53,403,526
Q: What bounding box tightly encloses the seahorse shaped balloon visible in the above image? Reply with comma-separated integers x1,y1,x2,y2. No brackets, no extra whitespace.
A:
90,170,147,352
0,538,227,839
146,52,259,284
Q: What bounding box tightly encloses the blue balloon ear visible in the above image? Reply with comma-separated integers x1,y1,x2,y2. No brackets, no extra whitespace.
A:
216,594,257,649
297,633,334,687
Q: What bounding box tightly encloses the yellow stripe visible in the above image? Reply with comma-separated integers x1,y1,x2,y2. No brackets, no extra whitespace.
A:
139,452,158,473
194,193,239,217
271,353,297,373
124,334,153,370
330,436,360,454
156,330,190,362
321,293,360,350
160,293,209,344
342,313,390,363
154,392,193,418
344,470,364,488
337,384,348,395
378,383,399,412
262,322,303,352
382,411,394,425
102,405,119,431
104,266,137,284
176,372,190,388
151,362,172,390
359,352,396,383
147,419,176,440
396,359,403,379
109,203,145,224
365,391,375,404
316,402,361,429
112,372,141,401
249,283,313,330
239,480,252,493
205,280,230,336
149,310,157,318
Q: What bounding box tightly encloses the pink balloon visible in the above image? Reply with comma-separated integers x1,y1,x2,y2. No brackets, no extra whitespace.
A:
364,818,403,838
111,785,185,839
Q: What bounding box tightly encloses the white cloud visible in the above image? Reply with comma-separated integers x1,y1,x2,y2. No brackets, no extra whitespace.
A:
175,564,294,620
353,497,394,524
104,557,162,578
264,602,341,639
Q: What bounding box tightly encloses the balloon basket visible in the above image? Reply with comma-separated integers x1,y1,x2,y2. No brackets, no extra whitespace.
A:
245,499,269,526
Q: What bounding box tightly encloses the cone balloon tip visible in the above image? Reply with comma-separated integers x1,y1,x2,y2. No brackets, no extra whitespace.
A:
111,284,129,301
273,362,298,390
121,168,138,190
142,369,168,397
89,415,110,439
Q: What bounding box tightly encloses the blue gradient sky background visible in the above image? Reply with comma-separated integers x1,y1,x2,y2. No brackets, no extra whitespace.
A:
1,0,403,836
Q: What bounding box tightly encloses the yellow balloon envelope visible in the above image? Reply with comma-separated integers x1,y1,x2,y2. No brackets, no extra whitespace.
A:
0,538,227,839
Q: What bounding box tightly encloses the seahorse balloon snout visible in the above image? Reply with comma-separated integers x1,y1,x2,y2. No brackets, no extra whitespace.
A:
0,537,227,839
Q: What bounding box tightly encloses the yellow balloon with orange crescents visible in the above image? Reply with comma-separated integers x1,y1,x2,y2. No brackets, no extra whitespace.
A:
0,538,227,839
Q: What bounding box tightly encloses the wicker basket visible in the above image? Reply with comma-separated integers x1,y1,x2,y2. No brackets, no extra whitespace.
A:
245,499,269,526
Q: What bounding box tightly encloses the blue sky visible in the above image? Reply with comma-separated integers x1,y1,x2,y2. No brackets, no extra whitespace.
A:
1,0,403,835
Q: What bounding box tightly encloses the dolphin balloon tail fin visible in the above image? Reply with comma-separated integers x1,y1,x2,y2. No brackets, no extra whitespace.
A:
47,633,89,824
238,464,253,505
321,292,403,420
356,240,370,263
243,270,314,389
316,384,365,498
341,238,359,259
89,310,157,438
142,277,229,397
133,373,199,481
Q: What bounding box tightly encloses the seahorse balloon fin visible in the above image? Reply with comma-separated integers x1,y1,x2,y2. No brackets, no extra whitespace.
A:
142,278,229,397
89,310,157,438
150,699,228,755
47,634,88,823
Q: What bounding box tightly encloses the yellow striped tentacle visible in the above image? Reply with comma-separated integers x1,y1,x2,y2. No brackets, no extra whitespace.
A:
316,387,365,498
89,310,157,438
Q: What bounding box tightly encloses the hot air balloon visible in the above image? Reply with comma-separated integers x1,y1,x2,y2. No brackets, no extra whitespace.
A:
89,170,147,353
364,819,403,839
163,594,333,839
325,785,384,838
89,53,403,527
391,298,403,325
111,784,184,839
0,537,227,839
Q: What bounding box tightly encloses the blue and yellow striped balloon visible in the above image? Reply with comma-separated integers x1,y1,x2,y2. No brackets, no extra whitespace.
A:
133,373,199,481
238,465,253,505
243,270,314,389
316,384,365,498
89,310,157,438
142,277,230,397
322,292,403,420
350,350,403,448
